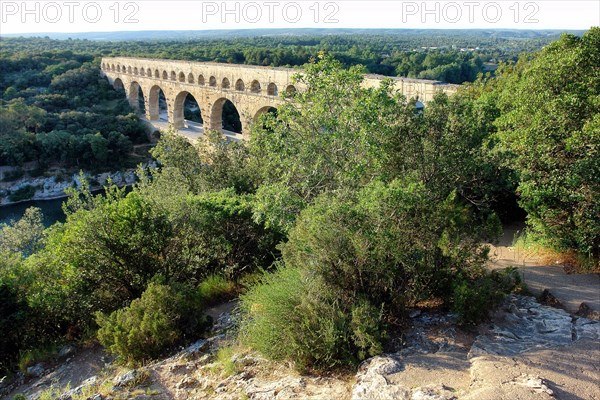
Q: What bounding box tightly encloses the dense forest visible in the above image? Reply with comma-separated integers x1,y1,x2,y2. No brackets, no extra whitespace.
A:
0,50,148,172
1,28,598,381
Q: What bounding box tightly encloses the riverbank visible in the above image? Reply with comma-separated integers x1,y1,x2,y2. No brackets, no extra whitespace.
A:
0,169,141,207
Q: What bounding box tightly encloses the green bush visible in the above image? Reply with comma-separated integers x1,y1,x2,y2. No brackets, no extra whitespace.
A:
239,178,493,371
2,169,24,182
238,265,384,372
282,179,491,311
0,281,30,373
495,28,600,259
8,185,36,202
96,281,209,364
451,267,525,326
198,274,236,305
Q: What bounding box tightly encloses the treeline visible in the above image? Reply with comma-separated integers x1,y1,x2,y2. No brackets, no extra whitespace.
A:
1,29,598,376
1,31,560,84
0,49,147,169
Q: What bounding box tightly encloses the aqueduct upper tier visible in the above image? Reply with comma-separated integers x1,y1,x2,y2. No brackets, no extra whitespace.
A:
101,56,459,139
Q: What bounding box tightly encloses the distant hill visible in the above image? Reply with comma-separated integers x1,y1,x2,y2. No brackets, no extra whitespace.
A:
1,28,586,41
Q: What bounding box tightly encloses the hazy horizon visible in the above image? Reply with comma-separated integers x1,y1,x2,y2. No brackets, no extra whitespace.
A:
2,1,598,36
1,27,591,42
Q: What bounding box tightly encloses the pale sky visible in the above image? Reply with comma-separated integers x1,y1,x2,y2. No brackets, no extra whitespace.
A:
1,0,598,34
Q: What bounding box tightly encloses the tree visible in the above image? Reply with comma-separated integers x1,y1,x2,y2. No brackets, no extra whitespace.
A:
250,53,413,231
495,28,600,258
250,53,506,233
149,129,253,196
0,207,46,256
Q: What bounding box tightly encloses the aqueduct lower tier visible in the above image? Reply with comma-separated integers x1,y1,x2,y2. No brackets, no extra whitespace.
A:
101,57,459,139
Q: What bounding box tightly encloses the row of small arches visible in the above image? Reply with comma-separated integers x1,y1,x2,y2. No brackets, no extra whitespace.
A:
101,63,297,97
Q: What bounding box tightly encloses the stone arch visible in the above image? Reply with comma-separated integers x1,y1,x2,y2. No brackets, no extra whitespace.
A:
210,97,242,134
147,68,152,76
267,83,278,96
127,66,132,74
128,81,145,114
222,78,230,90
285,85,297,97
198,75,205,85
188,73,195,84
113,78,125,92
170,71,177,81
178,72,186,82
254,105,278,120
115,65,120,72
133,67,139,75
251,80,261,94
148,85,168,121
155,69,160,78
235,79,245,91
254,106,278,131
140,68,145,77
173,91,203,129
209,76,217,87
162,70,168,80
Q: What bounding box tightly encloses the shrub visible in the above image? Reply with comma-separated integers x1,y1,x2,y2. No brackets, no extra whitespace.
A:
495,28,600,259
198,274,236,305
8,185,36,202
240,178,493,371
281,179,491,311
215,346,240,377
451,267,525,326
2,168,24,182
96,281,209,364
0,281,31,373
238,265,384,372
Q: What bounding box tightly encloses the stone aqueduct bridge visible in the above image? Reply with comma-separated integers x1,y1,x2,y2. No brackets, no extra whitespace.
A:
101,57,459,139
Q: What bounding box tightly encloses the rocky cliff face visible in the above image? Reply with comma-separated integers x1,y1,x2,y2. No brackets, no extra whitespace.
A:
0,168,145,206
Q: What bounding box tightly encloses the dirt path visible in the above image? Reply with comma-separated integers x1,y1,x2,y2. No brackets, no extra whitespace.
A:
4,344,109,400
487,223,600,316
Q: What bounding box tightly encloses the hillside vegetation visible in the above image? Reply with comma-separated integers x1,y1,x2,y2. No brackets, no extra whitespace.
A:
0,28,598,375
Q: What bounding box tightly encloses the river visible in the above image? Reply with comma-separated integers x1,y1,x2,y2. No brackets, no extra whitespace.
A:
0,196,68,227
0,186,131,227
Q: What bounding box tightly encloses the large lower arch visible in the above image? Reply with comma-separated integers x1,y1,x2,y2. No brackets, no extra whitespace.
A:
113,78,125,92
173,91,203,129
254,106,278,120
210,97,242,134
148,85,168,121
128,81,145,114
253,106,278,131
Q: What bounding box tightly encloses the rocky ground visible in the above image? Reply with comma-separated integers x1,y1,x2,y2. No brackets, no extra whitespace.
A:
4,294,599,400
